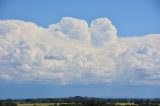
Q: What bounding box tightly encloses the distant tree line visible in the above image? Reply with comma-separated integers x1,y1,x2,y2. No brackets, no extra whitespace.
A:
0,96,160,106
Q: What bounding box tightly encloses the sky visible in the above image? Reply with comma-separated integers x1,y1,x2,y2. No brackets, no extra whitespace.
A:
0,0,160,99
0,0,160,36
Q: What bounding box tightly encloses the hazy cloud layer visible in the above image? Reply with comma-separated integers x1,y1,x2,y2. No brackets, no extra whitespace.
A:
0,17,160,85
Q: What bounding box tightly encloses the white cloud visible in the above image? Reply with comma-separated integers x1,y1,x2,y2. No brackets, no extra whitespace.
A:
0,17,160,85
90,18,117,46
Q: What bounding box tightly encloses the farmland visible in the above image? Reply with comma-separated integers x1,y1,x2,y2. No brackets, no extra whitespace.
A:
17,102,139,106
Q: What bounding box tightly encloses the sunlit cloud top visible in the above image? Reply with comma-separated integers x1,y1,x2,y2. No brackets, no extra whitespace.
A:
0,17,160,85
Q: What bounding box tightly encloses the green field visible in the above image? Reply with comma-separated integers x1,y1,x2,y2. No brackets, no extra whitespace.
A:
115,103,138,106
18,103,54,106
18,103,76,106
18,102,139,106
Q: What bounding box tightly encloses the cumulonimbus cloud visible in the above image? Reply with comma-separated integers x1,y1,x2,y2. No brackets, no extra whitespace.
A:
0,17,160,85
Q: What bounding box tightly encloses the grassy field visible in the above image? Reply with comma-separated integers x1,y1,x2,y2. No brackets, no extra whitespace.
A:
6,102,160,106
18,103,77,106
115,103,138,106
18,103,55,106
18,102,140,106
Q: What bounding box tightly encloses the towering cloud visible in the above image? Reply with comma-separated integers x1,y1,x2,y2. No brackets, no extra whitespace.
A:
48,17,91,44
90,18,117,46
0,17,160,85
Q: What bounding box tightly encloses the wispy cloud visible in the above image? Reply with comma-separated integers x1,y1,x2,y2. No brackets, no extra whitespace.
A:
0,17,160,85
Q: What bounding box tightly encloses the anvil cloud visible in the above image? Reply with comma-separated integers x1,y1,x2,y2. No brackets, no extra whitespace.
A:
0,17,160,85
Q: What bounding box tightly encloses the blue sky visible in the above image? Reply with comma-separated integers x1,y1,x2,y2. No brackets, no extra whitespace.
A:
0,0,160,36
1,83,160,99
0,0,160,99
